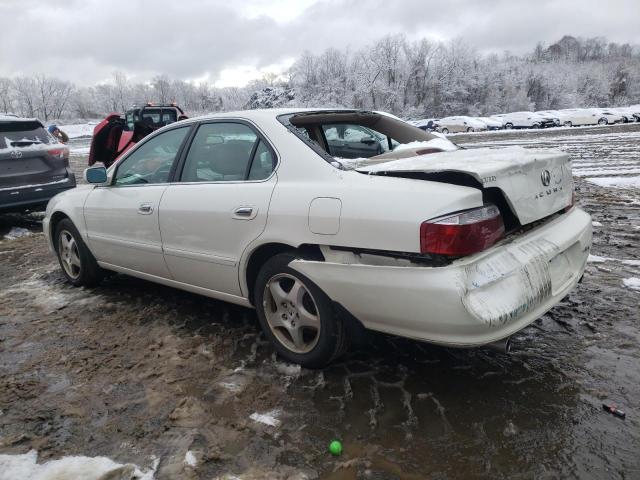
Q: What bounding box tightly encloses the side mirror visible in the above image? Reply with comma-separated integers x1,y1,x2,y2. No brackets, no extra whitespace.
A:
84,166,108,184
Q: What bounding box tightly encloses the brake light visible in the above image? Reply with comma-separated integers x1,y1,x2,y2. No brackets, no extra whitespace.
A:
564,190,576,212
48,147,69,159
420,204,505,256
48,146,69,166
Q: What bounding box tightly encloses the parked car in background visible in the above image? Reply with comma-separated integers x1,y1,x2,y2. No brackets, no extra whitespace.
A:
536,110,571,126
593,108,624,125
501,112,559,129
499,112,545,129
560,108,615,127
44,108,591,367
475,117,503,130
89,103,187,168
533,112,561,128
608,107,635,123
1,115,75,213
437,116,487,134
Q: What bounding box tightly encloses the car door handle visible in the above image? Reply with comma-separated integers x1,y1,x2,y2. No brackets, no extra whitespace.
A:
234,207,253,216
233,206,256,220
138,203,154,215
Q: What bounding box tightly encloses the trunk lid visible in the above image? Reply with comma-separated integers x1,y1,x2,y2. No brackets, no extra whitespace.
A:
357,146,573,225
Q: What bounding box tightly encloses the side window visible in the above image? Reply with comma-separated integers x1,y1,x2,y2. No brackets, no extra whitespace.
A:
180,123,259,182
114,126,189,186
248,141,275,180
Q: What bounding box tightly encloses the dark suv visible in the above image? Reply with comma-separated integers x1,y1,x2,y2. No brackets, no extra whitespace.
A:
0,115,76,213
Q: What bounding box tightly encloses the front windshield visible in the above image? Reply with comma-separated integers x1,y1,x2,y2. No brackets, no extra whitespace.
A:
280,111,457,170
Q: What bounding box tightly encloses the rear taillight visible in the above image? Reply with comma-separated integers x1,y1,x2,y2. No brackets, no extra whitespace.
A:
48,146,69,164
420,204,505,256
564,190,576,212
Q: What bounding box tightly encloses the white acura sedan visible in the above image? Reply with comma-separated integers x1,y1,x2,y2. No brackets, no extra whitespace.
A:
43,109,592,367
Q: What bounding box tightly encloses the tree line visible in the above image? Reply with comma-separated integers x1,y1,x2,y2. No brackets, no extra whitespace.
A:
0,35,638,122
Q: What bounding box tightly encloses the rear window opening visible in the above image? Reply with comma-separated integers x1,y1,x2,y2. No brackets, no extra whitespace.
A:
278,110,458,169
0,121,52,149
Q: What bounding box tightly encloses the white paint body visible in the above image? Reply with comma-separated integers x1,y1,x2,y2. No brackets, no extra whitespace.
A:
438,116,487,133
559,108,609,126
500,112,544,128
43,109,592,348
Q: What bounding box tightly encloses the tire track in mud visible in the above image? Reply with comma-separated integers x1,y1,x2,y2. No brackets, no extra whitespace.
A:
1,125,639,479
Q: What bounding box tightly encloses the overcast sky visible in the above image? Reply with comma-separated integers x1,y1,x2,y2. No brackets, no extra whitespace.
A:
1,0,639,87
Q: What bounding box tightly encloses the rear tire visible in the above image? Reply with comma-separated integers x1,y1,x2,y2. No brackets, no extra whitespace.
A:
598,118,608,125
54,218,103,287
505,123,513,130
254,252,348,368
466,127,474,132
441,128,449,134
564,121,572,127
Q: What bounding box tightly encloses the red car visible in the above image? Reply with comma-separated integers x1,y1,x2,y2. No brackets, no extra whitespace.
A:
88,103,187,167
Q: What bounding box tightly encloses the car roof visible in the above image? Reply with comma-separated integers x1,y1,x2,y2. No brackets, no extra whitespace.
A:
0,114,41,123
172,108,399,129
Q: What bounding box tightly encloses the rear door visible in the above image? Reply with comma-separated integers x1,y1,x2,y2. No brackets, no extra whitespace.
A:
0,119,69,189
84,125,191,277
159,120,277,296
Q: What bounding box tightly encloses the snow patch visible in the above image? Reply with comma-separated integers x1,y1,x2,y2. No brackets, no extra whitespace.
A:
622,278,640,291
587,254,640,266
3,227,33,240
274,362,302,377
393,138,458,153
0,177,71,192
591,221,603,227
585,176,640,188
184,450,197,468
0,450,158,480
249,409,282,427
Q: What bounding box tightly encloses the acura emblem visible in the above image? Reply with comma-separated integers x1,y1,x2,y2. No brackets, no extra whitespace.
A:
540,169,551,186
10,150,22,158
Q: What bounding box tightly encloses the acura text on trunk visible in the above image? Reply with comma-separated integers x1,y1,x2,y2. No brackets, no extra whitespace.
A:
43,109,592,367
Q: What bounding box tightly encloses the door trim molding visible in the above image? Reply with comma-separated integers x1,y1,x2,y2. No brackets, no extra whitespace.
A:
88,234,162,254
162,246,237,266
97,261,252,308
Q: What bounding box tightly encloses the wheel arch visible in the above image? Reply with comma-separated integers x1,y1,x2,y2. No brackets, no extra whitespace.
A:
49,211,71,251
243,242,323,305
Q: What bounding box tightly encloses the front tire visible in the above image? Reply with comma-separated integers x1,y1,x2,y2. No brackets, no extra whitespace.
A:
598,117,608,125
505,123,513,130
466,127,474,132
441,127,449,134
564,121,573,127
254,253,347,368
54,218,103,287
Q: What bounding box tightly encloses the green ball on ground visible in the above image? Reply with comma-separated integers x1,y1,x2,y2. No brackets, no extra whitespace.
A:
329,440,343,456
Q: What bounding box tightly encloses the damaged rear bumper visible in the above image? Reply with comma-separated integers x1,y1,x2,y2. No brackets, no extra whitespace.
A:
289,207,592,347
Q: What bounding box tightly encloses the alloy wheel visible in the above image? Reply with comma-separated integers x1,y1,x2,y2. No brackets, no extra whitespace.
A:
58,230,81,279
262,273,321,354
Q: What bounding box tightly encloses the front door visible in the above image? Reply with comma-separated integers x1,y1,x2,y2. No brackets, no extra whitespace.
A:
159,121,278,296
84,125,191,278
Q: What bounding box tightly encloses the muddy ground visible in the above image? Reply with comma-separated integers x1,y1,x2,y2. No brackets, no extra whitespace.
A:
1,124,639,479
